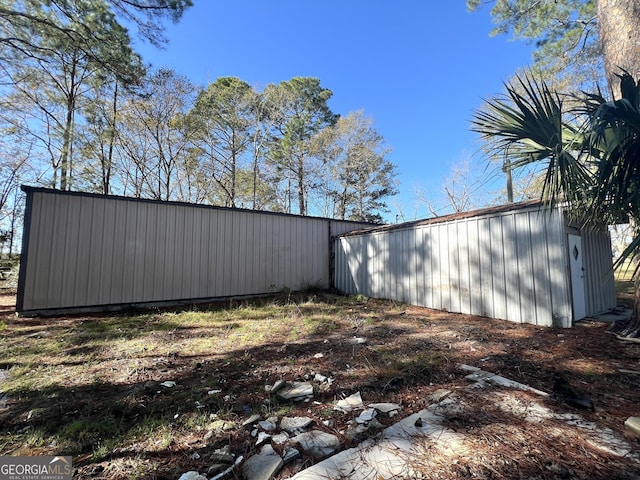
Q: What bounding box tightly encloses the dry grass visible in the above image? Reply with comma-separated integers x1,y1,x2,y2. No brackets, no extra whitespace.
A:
0,292,638,479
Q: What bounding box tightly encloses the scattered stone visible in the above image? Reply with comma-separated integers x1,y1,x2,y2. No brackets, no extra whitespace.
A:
314,373,327,383
293,430,341,459
322,419,334,428
461,365,549,396
277,382,314,401
280,416,313,433
348,337,367,345
160,381,176,388
271,432,290,445
625,417,640,438
290,409,469,480
242,414,261,427
368,402,402,415
256,431,271,446
211,456,243,480
282,446,301,465
177,472,206,480
355,408,377,424
242,444,283,480
334,392,364,413
270,380,286,394
313,353,324,359
208,389,222,395
258,420,277,431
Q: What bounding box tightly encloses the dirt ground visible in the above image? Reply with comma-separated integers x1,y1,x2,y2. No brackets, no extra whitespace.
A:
0,289,639,479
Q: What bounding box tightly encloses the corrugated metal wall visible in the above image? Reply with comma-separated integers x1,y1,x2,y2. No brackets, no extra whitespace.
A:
17,188,374,314
334,205,616,327
581,227,617,315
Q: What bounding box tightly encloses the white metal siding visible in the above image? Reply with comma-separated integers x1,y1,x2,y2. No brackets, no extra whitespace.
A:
18,188,373,313
335,206,579,327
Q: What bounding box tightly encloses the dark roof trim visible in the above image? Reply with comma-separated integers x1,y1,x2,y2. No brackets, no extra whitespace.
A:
339,200,550,237
21,186,381,226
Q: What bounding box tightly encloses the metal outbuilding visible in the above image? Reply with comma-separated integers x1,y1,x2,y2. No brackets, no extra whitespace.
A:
17,187,375,315
334,201,616,327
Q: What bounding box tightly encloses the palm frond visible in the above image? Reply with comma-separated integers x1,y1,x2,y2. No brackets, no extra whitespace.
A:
471,72,592,208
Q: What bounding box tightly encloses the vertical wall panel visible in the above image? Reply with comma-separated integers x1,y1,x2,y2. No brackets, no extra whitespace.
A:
468,219,483,316
333,203,615,327
582,228,616,316
489,216,506,321
423,226,434,309
18,188,374,313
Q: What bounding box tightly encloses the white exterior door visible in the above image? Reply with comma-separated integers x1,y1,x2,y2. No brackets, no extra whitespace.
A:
568,234,587,320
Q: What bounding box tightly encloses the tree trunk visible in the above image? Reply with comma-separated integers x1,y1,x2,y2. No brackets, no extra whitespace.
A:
597,0,640,98
297,155,306,216
103,81,119,195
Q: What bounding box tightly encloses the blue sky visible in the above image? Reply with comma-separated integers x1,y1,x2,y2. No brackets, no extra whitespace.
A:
134,1,534,221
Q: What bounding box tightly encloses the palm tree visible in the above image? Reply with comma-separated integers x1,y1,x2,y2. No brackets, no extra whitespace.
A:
471,72,640,336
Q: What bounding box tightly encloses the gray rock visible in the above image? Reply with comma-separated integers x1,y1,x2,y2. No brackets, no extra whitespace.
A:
242,413,261,427
334,392,364,413
258,420,277,431
256,431,271,446
242,445,283,480
271,432,290,445
348,337,367,344
211,456,243,480
280,416,314,433
355,408,377,424
282,446,301,465
277,382,314,401
270,379,286,394
293,430,341,459
369,402,402,415
625,417,640,438
177,472,206,480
